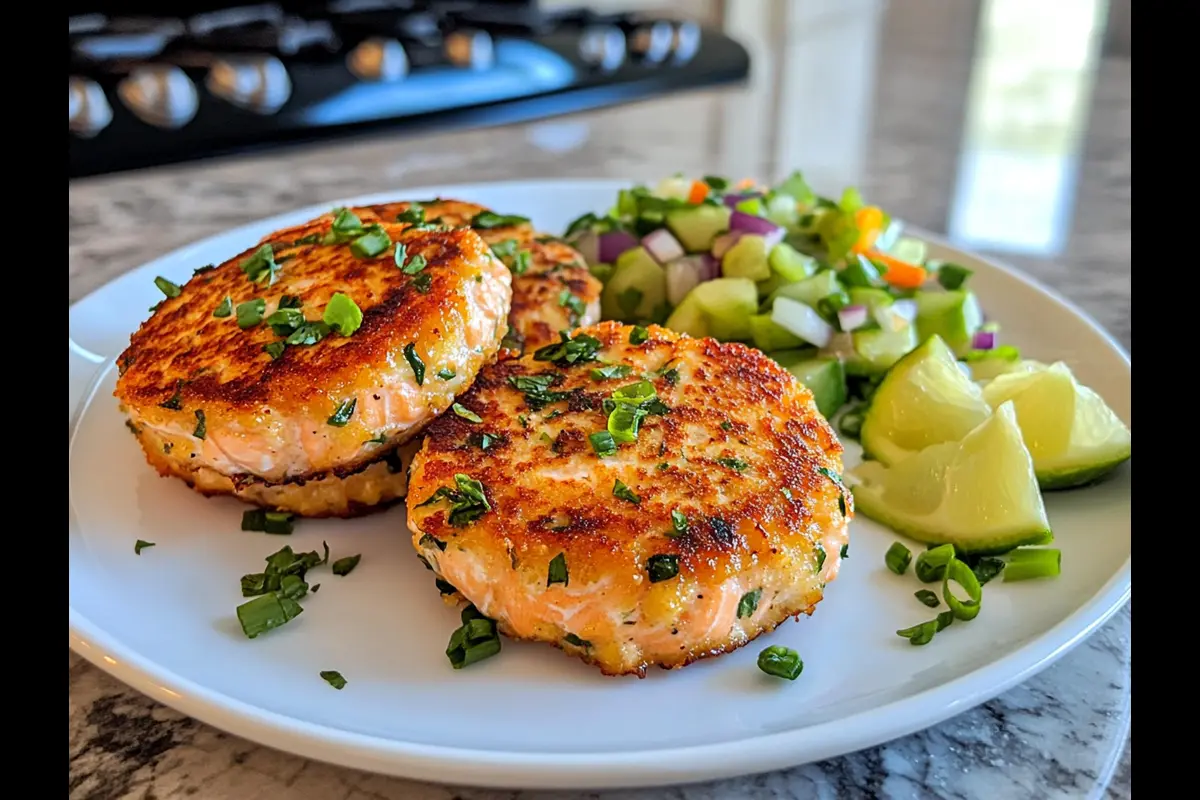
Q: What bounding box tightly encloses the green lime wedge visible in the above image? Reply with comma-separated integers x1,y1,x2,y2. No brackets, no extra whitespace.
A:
860,335,991,465
982,362,1131,490
849,402,1052,554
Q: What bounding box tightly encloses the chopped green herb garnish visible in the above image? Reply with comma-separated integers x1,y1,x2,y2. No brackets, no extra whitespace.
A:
278,295,302,309
970,556,1006,585
416,473,491,526
264,341,287,360
404,343,425,385
532,330,603,365
547,552,569,587
364,432,388,445
323,292,363,336
436,368,456,380
885,542,912,575
508,373,571,410
564,211,599,237
1003,548,1062,582
154,276,182,298
817,466,848,516
474,432,497,450
240,244,279,285
510,250,531,276
815,545,826,572
647,554,679,583
716,456,748,473
591,364,633,381
896,620,938,646
563,633,591,648
915,544,956,583
319,670,347,689
266,307,305,336
193,263,216,275
936,263,974,290
327,398,356,426
411,271,433,293
915,589,941,608
285,321,331,346
703,175,729,190
629,325,650,344
470,210,530,229
737,588,761,618
192,409,207,440
559,289,586,324
350,224,391,258
670,509,688,534
588,430,617,457
419,533,447,552
656,462,670,471
236,298,266,329
517,414,529,428
241,509,296,535
159,380,183,410
213,296,232,317
452,403,482,423
757,645,803,680
446,605,502,669
332,554,361,576
395,205,425,225
124,419,140,435
237,591,303,638
841,543,850,559
402,252,428,275
720,420,733,431
613,479,640,504
134,539,155,555
943,559,983,620
781,487,794,501
490,238,517,260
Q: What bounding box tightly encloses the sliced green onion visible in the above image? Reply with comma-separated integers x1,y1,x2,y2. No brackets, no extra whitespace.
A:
285,321,330,346
589,430,617,457
532,330,602,365
451,403,483,423
395,206,425,225
213,296,232,317
629,325,650,345
547,552,569,586
737,588,761,619
264,341,287,360
1003,548,1062,582
885,542,912,575
896,619,937,646
757,645,803,680
646,554,678,582
402,253,428,275
332,554,361,576
591,364,633,381
970,556,1006,585
323,292,363,336
936,263,973,290
404,343,425,385
240,244,278,285
327,398,356,426
241,509,296,535
612,479,640,504
319,670,347,689
942,558,982,620
936,610,955,631
237,592,303,638
350,224,391,258
914,589,940,608
915,543,955,583
155,276,182,298
134,539,155,555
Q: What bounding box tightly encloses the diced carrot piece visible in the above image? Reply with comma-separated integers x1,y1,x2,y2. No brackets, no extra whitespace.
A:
870,250,928,289
687,180,709,204
851,206,885,253
736,177,756,190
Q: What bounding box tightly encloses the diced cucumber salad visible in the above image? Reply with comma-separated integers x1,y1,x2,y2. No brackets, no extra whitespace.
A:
563,172,995,421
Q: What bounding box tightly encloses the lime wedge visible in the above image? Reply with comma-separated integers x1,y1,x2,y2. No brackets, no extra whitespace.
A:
860,335,991,465
982,362,1131,489
849,402,1052,554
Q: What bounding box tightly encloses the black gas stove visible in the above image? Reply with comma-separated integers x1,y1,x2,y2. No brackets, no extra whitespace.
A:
69,1,750,178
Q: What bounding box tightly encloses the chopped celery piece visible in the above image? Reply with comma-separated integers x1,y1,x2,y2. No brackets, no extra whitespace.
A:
600,247,667,322
766,270,842,310
750,314,806,351
665,205,731,252
690,278,758,341
768,243,817,282
722,235,772,281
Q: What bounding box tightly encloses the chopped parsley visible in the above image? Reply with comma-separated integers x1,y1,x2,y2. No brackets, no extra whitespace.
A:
647,554,679,583
213,296,232,317
629,325,650,345
720,420,733,431
547,553,569,586
399,250,428,275
737,589,761,618
470,210,530,229
452,403,482,423
349,224,391,258
332,554,361,576
670,509,688,535
818,466,848,517
240,244,279,285
404,343,425,385
416,473,491,526
395,206,425,225
319,670,347,690
474,432,498,450
192,410,207,440
134,539,155,555
559,289,586,325
563,633,591,648
159,380,183,410
612,479,640,505
815,545,827,572
324,207,366,243
588,430,617,457
915,589,941,608
327,398,356,426
716,456,749,473
154,276,182,298
412,271,433,293
437,368,456,380
532,330,602,365
285,321,330,346
591,364,633,381
236,298,266,329
266,307,305,336
241,509,296,535
508,373,572,410
323,293,363,336
659,367,679,386
490,238,517,260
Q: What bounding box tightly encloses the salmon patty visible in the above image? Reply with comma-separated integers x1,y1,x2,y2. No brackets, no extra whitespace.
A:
115,208,510,516
407,321,851,676
361,199,601,352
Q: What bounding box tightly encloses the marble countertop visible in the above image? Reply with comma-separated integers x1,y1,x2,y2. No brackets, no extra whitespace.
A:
69,2,1130,797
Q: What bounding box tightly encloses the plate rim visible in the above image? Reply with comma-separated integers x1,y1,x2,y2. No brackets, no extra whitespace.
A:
69,178,1131,789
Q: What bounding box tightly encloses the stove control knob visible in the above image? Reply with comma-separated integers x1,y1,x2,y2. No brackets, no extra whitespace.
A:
671,20,702,64
445,29,495,71
117,65,199,128
629,20,674,64
579,25,626,72
69,76,113,137
348,37,410,82
207,56,291,114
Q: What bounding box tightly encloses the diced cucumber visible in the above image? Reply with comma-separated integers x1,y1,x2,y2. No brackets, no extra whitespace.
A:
771,351,847,418
756,271,793,302
749,314,806,351
915,290,983,355
764,194,799,228
847,324,919,377
589,262,614,284
690,278,758,341
847,287,894,313
889,236,928,265
766,269,842,310
665,205,732,253
768,243,816,282
722,235,772,281
600,247,667,323
664,291,710,338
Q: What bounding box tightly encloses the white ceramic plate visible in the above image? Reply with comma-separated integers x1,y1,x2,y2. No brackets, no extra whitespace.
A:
69,180,1131,789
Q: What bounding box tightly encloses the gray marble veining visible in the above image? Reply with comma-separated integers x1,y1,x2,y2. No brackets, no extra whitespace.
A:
69,2,1130,797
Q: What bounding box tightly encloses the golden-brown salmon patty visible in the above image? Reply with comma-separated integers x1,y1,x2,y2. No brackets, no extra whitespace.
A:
115,207,511,514
407,321,851,676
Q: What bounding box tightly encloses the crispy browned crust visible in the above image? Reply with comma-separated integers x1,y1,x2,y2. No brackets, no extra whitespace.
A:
365,199,601,351
115,213,500,416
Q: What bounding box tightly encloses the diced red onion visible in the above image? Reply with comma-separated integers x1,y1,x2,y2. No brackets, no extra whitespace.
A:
837,304,869,332
570,229,599,266
723,192,763,209
641,228,685,264
972,330,996,350
711,231,743,259
664,257,707,307
729,210,784,240
772,297,834,348
700,253,721,281
598,230,639,263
